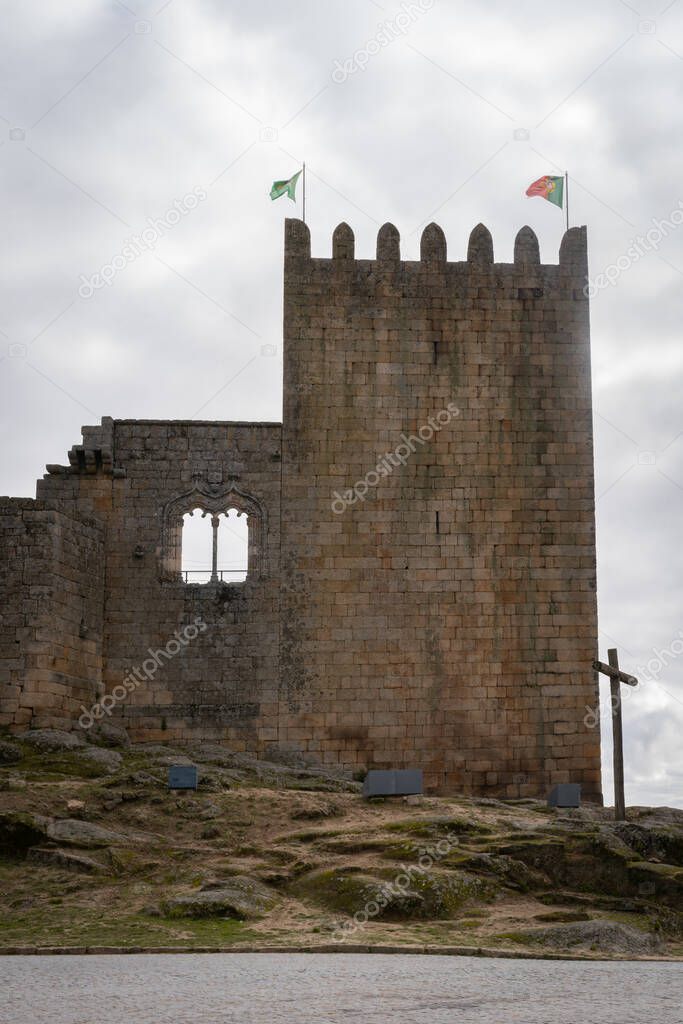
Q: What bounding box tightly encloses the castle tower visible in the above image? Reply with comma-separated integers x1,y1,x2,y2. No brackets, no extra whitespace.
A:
279,219,601,799
0,219,601,801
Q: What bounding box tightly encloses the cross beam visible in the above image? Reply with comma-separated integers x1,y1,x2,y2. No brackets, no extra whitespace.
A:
592,661,638,687
593,648,639,821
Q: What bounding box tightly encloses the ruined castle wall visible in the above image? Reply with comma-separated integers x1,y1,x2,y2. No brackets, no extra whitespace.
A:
1,220,602,799
0,499,104,731
279,219,601,799
36,420,282,748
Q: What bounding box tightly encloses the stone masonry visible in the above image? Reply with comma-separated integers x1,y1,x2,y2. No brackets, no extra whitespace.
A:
0,220,602,799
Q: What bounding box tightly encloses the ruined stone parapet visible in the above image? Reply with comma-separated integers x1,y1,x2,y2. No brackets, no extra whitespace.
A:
0,498,104,732
44,416,124,479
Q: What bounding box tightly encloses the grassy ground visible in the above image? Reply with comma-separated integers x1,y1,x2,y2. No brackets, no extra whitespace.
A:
1,736,682,957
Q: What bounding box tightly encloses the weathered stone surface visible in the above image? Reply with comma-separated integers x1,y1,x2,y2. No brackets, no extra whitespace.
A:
46,819,129,848
514,225,540,265
520,919,661,954
160,877,277,920
153,755,196,767
0,812,51,855
26,846,104,873
291,796,344,821
627,861,683,909
614,821,683,866
77,747,123,773
0,740,22,764
462,852,542,892
200,823,222,839
332,222,354,260
292,867,493,920
21,730,85,752
87,722,131,748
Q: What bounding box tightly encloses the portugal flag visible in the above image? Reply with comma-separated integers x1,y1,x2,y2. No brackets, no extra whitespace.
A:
526,174,564,209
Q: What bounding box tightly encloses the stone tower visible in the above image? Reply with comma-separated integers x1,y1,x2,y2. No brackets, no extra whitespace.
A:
0,219,601,800
278,219,600,799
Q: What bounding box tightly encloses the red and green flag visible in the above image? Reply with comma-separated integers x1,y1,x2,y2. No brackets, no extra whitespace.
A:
526,174,564,209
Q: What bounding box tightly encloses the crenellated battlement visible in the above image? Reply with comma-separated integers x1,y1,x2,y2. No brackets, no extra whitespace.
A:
284,219,588,276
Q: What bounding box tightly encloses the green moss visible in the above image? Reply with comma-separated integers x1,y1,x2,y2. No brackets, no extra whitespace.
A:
379,841,428,861
602,910,654,933
292,866,495,921
628,861,683,878
0,907,255,947
534,910,591,923
627,862,683,910
1,749,107,781
386,817,493,838
291,867,367,914
491,931,528,945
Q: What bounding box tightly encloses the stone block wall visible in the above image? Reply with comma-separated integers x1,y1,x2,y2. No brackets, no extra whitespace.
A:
35,420,282,748
279,219,601,799
0,499,104,730
0,219,602,799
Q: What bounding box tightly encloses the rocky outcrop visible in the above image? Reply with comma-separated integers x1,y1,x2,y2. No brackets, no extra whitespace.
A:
76,747,122,774
21,730,84,752
46,819,131,848
0,740,22,765
26,847,104,873
0,812,51,855
292,866,494,921
518,919,661,955
160,877,278,920
86,723,131,748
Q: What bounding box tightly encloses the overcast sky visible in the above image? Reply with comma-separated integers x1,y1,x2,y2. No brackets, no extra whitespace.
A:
1,0,682,807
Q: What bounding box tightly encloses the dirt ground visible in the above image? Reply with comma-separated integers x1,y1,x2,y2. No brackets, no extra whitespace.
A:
1,735,682,959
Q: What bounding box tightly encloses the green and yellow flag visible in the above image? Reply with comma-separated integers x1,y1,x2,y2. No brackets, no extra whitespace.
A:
270,170,302,202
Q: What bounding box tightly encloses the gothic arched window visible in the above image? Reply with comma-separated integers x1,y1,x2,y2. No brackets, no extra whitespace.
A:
161,485,266,584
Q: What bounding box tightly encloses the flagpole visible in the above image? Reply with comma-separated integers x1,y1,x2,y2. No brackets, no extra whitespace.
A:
302,162,306,224
565,171,569,231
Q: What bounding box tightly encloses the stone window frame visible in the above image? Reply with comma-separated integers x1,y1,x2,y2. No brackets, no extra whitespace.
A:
160,483,267,583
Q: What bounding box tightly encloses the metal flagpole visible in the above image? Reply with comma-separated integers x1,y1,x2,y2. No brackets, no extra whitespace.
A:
565,171,569,231
302,162,306,224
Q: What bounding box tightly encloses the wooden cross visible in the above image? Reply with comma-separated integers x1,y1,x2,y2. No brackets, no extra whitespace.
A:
593,648,638,821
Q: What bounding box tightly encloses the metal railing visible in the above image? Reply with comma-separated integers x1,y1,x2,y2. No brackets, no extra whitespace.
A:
182,569,247,584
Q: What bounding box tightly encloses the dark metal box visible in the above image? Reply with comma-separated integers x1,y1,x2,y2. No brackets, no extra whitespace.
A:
363,768,423,798
168,765,198,790
547,783,581,808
